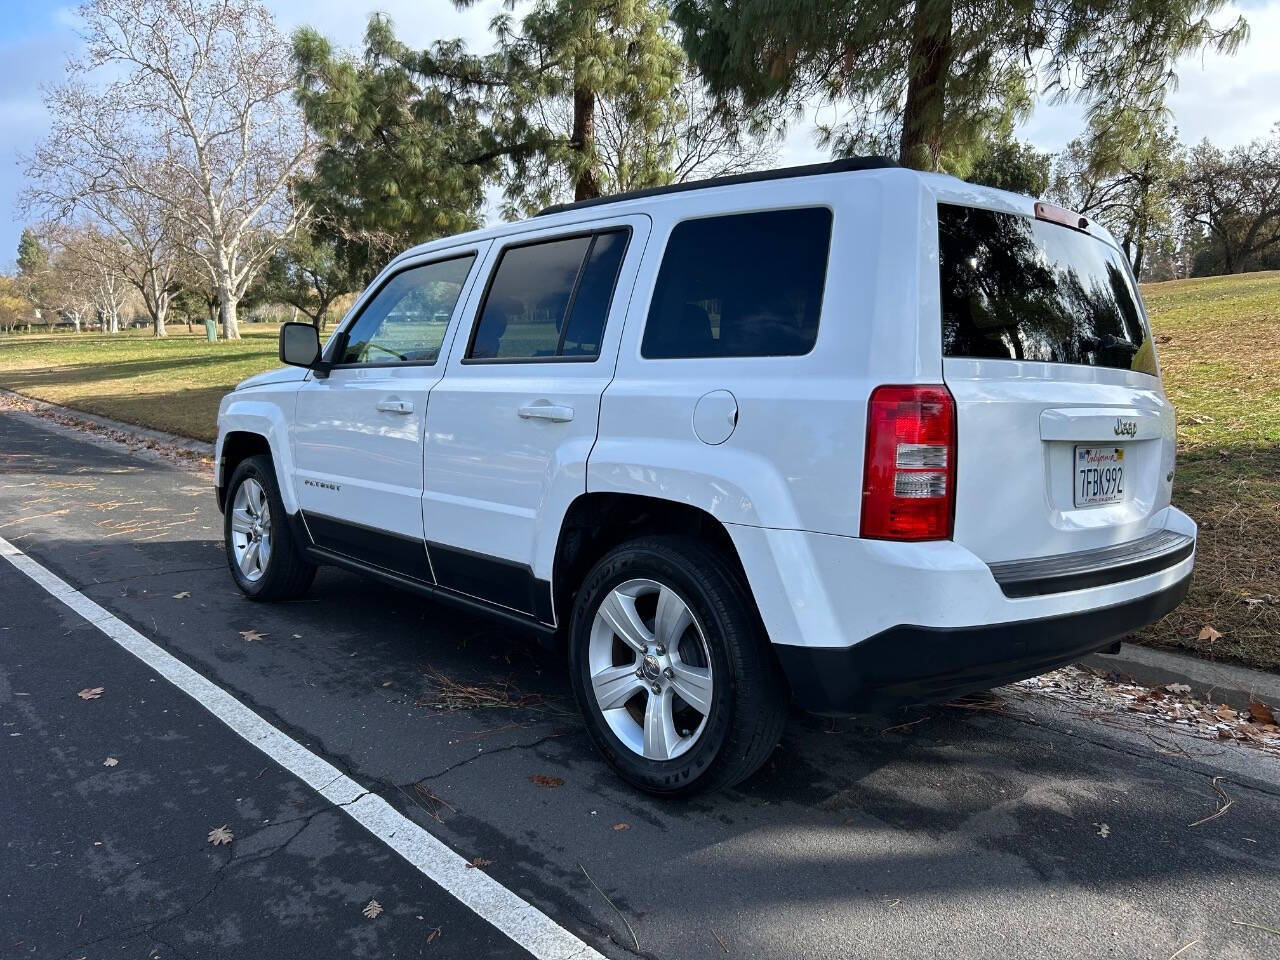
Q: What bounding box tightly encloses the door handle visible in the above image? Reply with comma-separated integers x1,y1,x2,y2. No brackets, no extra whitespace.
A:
376,398,414,415
518,400,574,423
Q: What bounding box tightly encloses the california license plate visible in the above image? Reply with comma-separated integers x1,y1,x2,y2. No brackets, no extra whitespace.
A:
1074,446,1126,507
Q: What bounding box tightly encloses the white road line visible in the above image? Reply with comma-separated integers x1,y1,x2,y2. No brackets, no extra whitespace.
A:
0,535,606,960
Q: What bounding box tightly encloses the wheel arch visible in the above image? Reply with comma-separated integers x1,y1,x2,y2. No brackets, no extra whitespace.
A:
550,493,760,638
215,398,298,514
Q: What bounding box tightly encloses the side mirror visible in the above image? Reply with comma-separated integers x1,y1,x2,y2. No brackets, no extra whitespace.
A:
279,321,321,369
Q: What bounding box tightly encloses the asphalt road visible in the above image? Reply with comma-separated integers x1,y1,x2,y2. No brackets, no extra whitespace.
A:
2,407,1279,960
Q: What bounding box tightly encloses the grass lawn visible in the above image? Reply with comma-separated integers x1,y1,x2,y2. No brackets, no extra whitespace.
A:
1130,271,1280,670
0,325,282,442
1,275,1277,669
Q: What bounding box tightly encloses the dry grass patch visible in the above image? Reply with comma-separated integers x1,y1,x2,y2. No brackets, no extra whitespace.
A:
1135,271,1280,670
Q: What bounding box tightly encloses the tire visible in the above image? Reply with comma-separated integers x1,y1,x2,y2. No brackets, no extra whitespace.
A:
568,535,788,796
223,454,316,601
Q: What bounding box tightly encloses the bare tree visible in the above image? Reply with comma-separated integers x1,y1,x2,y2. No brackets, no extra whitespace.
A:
66,0,313,339
594,72,779,192
24,90,184,338
54,225,133,333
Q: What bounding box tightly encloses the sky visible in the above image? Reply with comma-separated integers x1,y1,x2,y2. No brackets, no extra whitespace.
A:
1,0,1278,267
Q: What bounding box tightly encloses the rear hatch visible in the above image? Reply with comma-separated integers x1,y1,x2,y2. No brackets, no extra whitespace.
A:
937,202,1177,565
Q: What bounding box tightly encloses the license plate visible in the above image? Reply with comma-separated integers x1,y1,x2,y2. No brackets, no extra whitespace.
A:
1074,446,1126,507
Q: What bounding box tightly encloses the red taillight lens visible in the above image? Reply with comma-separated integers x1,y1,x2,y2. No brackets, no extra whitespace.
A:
860,384,956,541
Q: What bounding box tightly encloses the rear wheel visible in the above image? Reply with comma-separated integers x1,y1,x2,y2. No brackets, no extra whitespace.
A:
568,536,787,796
224,455,315,601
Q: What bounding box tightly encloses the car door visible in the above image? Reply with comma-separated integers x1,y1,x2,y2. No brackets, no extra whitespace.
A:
423,216,649,620
292,246,488,581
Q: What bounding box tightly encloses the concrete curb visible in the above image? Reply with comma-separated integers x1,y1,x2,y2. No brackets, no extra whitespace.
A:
0,388,213,461
1083,641,1280,711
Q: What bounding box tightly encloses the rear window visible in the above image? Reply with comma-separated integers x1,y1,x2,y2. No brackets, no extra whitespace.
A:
938,204,1155,375
642,208,832,359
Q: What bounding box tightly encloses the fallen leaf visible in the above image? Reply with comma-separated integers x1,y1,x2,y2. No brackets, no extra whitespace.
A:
427,927,441,943
1164,683,1191,695
529,774,563,788
1248,700,1277,726
1198,625,1222,643
172,591,190,599
362,899,383,919
1216,706,1238,722
612,822,630,831
77,687,104,700
103,757,119,767
466,857,492,869
207,825,234,846
239,629,267,642
1094,822,1110,838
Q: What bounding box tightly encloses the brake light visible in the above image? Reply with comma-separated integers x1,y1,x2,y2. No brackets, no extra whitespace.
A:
1034,200,1089,231
861,384,956,541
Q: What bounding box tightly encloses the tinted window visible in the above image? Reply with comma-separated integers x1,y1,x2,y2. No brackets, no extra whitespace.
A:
938,204,1154,374
468,229,629,361
641,208,832,359
339,256,474,365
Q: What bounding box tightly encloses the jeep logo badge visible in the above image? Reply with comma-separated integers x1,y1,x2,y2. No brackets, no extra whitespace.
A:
1114,418,1137,438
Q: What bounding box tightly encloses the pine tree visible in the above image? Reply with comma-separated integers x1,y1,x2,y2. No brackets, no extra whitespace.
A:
486,0,685,201
293,15,550,281
672,0,1248,172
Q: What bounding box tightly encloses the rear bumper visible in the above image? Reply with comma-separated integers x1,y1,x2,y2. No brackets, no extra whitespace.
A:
775,572,1191,713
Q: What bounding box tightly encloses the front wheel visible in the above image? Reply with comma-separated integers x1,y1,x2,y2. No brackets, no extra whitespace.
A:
568,536,788,796
224,454,316,601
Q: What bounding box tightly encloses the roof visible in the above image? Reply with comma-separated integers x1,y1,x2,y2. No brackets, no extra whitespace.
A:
535,156,899,217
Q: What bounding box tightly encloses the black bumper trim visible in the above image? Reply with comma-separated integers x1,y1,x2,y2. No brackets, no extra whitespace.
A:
990,530,1194,598
775,572,1191,714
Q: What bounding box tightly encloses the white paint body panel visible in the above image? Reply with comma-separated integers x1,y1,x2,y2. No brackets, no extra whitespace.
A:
423,215,651,584
216,392,302,514
290,245,490,542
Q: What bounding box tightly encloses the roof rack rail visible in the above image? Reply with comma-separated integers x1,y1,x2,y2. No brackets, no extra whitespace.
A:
536,155,899,217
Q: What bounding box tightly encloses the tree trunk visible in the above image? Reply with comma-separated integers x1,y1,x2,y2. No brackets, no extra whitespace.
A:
220,292,241,340
1132,240,1145,281
898,0,954,171
572,69,600,201
153,303,168,338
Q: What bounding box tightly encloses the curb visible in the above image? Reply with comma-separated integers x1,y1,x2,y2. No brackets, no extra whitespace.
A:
0,388,214,460
1083,641,1280,711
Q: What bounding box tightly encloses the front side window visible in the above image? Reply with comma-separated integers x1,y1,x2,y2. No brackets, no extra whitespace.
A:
467,228,630,361
938,204,1155,374
339,255,475,365
641,208,833,359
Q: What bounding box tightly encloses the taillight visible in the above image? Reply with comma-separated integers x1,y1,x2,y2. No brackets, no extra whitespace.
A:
861,384,956,541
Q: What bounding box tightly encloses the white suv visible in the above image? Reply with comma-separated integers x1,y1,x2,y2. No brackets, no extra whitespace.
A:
216,158,1196,795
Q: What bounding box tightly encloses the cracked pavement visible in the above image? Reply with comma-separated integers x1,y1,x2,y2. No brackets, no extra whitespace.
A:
2,407,1280,960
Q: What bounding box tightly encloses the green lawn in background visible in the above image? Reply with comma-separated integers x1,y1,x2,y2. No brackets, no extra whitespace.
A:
1,273,1277,669
0,325,282,442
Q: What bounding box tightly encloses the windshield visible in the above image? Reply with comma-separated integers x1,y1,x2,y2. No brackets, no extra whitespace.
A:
938,203,1156,375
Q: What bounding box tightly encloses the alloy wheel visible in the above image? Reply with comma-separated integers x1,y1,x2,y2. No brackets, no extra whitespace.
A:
587,578,714,761
229,477,272,582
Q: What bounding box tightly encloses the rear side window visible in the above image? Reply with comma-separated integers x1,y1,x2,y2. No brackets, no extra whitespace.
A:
642,208,832,359
467,229,630,361
938,204,1155,375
